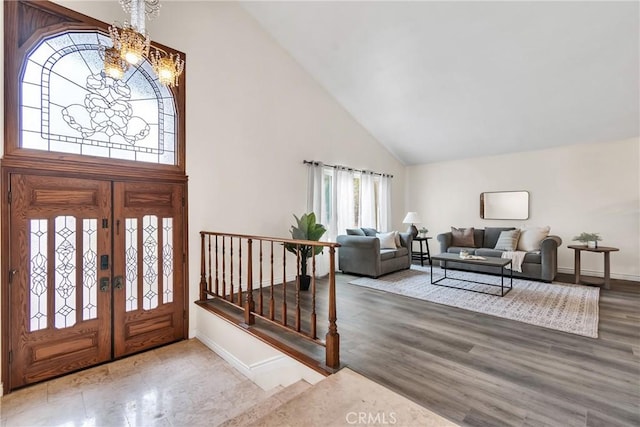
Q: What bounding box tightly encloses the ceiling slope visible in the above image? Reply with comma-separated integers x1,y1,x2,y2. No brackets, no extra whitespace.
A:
242,1,640,165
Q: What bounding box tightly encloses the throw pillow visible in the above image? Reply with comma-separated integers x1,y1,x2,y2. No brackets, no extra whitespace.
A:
376,232,397,249
394,231,401,247
362,227,378,237
494,229,521,251
451,227,475,247
517,226,550,252
346,228,365,236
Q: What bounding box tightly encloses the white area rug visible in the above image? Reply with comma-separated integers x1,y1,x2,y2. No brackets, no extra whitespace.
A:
348,266,600,338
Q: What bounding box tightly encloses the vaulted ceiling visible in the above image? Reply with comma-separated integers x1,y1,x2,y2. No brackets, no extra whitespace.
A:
241,1,639,165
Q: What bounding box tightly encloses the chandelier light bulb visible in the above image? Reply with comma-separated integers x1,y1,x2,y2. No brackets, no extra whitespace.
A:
105,0,183,87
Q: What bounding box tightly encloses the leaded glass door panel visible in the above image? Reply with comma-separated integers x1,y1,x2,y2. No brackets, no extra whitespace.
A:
9,174,112,388
112,181,185,357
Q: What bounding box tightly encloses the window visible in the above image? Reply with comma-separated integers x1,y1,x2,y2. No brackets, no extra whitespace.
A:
20,31,177,165
322,167,389,232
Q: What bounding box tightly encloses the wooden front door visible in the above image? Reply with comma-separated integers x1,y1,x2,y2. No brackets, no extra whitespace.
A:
8,174,185,390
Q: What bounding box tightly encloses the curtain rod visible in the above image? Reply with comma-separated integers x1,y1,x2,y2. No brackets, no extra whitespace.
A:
303,160,394,178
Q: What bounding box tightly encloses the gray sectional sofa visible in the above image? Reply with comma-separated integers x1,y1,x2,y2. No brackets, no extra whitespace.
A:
337,228,413,278
437,227,562,282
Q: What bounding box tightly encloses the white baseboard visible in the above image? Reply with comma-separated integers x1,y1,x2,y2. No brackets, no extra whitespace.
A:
195,306,325,391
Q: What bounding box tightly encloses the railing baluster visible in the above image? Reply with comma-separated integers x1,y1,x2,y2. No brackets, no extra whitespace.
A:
282,243,287,327
295,244,301,332
208,235,212,295
326,246,339,369
259,241,264,316
311,252,317,340
238,237,243,306
199,232,206,300
244,238,255,325
270,241,275,320
215,236,219,295
230,237,234,302
222,236,226,300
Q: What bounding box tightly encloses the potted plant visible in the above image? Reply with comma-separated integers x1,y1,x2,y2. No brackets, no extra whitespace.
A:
418,227,429,238
572,232,602,248
285,213,327,291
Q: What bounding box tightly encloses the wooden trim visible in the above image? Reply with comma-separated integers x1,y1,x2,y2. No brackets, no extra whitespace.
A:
1,167,11,395
3,0,186,172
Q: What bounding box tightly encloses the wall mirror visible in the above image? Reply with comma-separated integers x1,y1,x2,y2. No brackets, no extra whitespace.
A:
480,191,529,220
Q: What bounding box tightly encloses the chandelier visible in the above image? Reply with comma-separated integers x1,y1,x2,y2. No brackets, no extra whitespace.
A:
105,0,184,87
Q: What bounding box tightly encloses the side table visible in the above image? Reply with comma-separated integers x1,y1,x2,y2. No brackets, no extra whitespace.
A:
412,236,432,266
567,245,619,290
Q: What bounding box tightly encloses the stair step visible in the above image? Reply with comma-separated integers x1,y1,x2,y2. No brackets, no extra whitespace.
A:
243,368,459,426
219,380,312,427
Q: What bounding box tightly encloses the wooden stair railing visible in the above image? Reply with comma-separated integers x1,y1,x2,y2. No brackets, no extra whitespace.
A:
199,231,341,369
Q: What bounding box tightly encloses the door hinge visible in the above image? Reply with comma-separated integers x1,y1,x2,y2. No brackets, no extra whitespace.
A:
8,351,12,364
8,269,17,285
7,191,12,204
183,310,187,319
183,252,186,263
102,218,108,228
181,197,185,207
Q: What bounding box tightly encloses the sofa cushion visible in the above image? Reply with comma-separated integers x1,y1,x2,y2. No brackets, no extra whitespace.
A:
451,227,475,247
474,248,506,258
494,229,521,251
377,232,397,249
380,249,397,261
394,247,409,257
518,226,550,252
346,228,365,236
472,229,484,248
362,227,377,237
483,227,516,249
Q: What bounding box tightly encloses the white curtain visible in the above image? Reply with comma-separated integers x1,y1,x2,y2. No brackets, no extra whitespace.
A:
360,172,376,229
379,175,392,232
333,167,355,241
305,162,329,276
306,161,324,221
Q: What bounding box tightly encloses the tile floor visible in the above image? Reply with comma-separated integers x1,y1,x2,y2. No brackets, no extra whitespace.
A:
0,339,457,427
0,340,284,427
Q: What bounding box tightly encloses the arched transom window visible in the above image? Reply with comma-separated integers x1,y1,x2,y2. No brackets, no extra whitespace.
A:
21,31,177,165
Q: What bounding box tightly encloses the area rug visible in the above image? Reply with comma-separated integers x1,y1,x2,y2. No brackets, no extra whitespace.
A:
348,266,600,338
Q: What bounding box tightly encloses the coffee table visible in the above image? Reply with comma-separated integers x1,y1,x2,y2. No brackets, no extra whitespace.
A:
430,253,513,297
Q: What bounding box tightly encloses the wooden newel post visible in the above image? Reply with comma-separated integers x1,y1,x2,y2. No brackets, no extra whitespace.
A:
325,246,340,369
199,232,207,301
244,239,255,325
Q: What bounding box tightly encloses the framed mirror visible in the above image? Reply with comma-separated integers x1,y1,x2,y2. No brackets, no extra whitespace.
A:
480,191,529,220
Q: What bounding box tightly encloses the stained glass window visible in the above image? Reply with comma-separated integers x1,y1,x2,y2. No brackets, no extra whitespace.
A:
142,215,159,310
54,216,77,328
162,218,174,304
30,220,48,332
125,218,139,312
20,31,177,165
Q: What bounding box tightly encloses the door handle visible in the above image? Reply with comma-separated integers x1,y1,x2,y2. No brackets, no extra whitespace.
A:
113,276,124,290
100,277,110,292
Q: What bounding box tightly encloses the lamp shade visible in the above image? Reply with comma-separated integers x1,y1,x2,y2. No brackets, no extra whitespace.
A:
402,212,422,224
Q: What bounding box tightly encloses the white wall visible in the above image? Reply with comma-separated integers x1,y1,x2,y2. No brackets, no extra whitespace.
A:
50,1,406,338
407,138,640,281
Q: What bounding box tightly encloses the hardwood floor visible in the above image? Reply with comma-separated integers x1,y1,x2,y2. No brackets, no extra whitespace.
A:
203,268,639,426
334,270,640,427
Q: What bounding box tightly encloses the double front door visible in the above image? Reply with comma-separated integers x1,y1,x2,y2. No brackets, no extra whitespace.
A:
7,174,186,390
